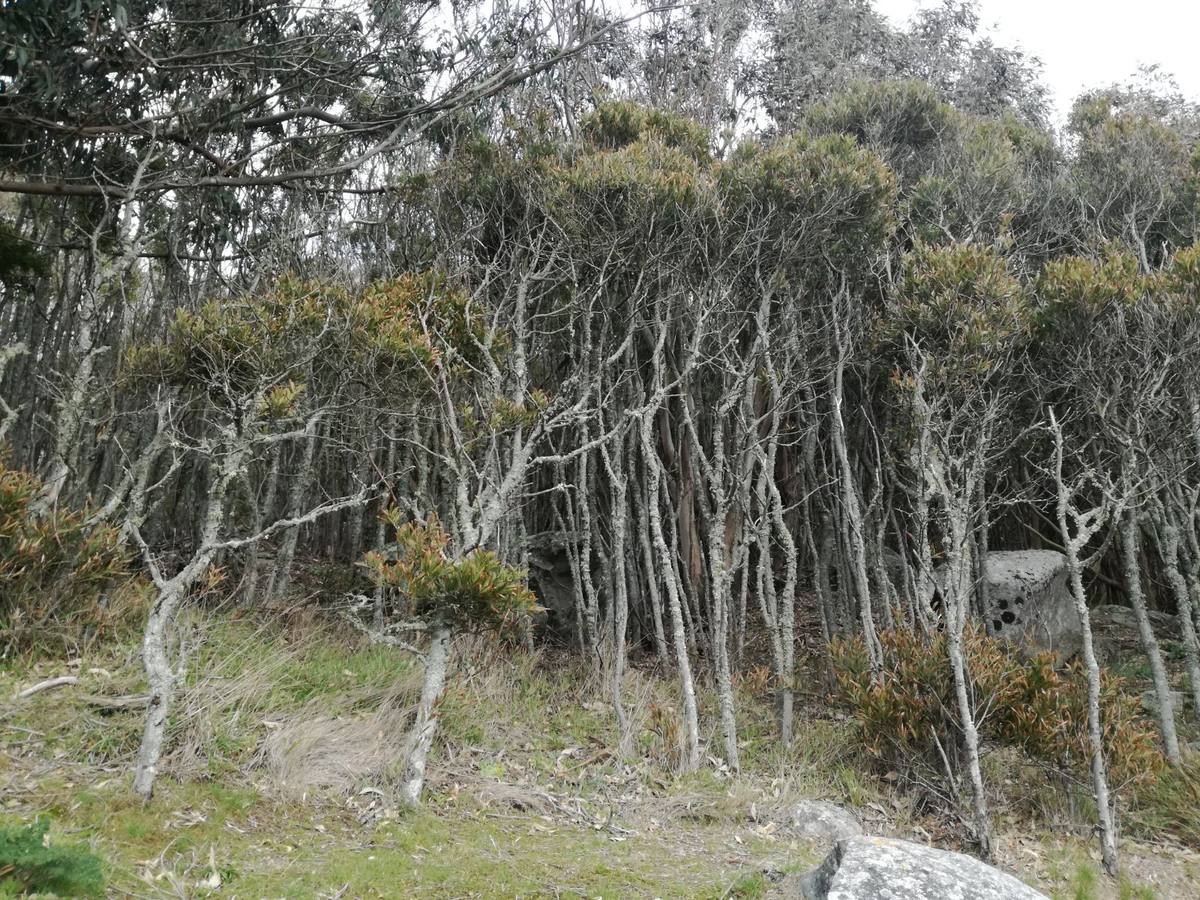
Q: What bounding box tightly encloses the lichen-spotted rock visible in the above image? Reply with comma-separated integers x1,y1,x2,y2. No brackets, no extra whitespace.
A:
980,550,1080,660
797,836,1048,899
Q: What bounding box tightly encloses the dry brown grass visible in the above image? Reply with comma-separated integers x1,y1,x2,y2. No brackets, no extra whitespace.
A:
261,705,411,796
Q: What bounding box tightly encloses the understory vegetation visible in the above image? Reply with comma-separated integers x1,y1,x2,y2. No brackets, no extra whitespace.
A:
4,0,1200,895
2,609,1197,898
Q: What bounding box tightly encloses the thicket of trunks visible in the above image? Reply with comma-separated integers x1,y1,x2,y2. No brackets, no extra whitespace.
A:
4,0,1200,876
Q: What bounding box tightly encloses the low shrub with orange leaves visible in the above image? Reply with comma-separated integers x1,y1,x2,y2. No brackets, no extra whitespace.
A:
0,460,136,656
830,625,1162,791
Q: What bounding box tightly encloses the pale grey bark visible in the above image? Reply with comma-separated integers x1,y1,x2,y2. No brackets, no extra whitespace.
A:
682,395,740,772
1051,412,1119,877
133,436,247,799
266,414,323,603
0,343,28,442
400,624,452,806
1151,503,1200,720
640,414,701,772
601,437,633,757
759,328,799,745
131,421,369,799
903,357,994,859
633,470,669,663
37,153,150,513
944,501,993,861
831,351,881,675
1120,510,1182,766
574,447,602,655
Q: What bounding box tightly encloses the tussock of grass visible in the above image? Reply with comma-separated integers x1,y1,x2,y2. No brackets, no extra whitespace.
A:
1127,754,1200,849
261,705,412,796
1,613,816,896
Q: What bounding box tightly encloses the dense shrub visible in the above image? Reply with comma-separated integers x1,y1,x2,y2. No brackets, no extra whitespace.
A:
831,626,1162,789
0,461,132,656
362,514,538,635
0,818,104,897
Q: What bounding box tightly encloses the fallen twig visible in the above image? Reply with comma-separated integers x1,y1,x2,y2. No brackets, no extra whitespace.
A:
83,693,151,710
14,676,78,699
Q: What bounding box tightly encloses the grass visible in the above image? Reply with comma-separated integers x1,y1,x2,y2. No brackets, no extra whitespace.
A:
1038,849,1159,900
1127,754,1200,848
0,615,817,897
0,761,802,898
2,608,1198,898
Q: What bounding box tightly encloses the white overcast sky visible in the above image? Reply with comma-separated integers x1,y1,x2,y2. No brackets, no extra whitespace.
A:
874,0,1200,122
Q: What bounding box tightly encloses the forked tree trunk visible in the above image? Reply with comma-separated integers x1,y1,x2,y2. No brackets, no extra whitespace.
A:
1062,547,1119,876
1051,412,1119,877
641,418,701,772
133,443,242,799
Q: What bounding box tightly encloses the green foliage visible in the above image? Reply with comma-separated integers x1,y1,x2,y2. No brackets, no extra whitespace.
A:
0,223,49,287
1067,95,1196,260
363,516,538,633
806,80,961,183
0,818,104,897
885,242,1033,374
831,627,1163,789
1160,241,1200,326
557,136,713,252
806,80,1058,246
1037,250,1145,326
0,460,133,656
720,132,896,283
581,101,712,163
123,274,444,405
903,114,1055,245
457,391,549,451
1031,249,1157,395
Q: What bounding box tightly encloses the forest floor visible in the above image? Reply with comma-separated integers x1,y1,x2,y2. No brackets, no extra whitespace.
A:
2,607,1200,899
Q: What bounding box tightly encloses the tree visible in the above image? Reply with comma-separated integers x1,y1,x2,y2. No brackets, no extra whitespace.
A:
360,515,537,805
883,242,1034,859
121,277,434,797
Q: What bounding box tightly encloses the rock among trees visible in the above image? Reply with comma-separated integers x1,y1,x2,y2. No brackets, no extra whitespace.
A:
797,837,1049,900
979,550,1081,659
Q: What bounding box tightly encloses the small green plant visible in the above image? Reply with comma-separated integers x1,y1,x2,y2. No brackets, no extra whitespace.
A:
0,818,104,897
1068,861,1099,900
360,514,540,804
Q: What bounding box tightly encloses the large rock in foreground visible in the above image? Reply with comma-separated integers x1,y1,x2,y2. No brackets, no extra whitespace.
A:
797,837,1048,899
981,550,1080,659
